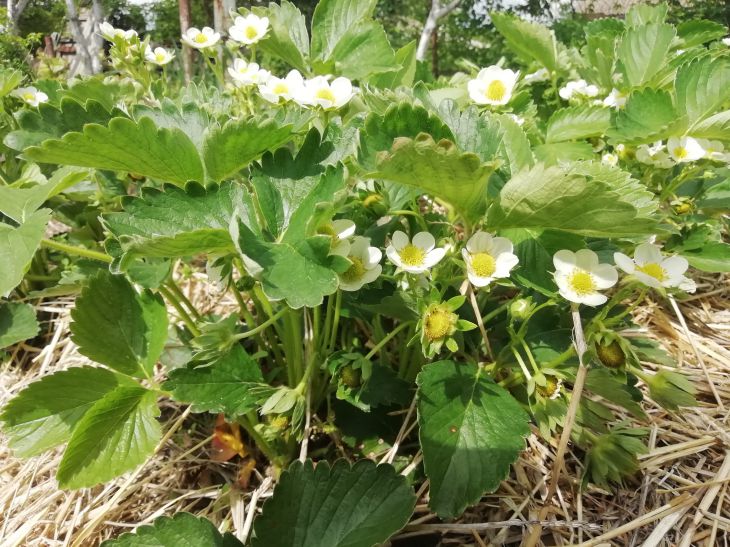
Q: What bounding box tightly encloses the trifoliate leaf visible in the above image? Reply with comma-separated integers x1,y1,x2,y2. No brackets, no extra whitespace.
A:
57,386,160,489
677,20,727,48
310,0,376,60
70,272,168,378
101,512,243,547
103,182,252,268
491,12,558,72
417,360,530,519
0,302,39,350
619,23,675,87
4,98,121,151
487,162,659,237
0,209,50,298
546,104,611,143
371,133,497,220
328,21,397,80
252,459,415,547
0,366,133,457
24,117,204,186
436,101,502,163
133,101,210,151
607,88,684,144
676,55,730,130
203,118,294,182
163,345,269,417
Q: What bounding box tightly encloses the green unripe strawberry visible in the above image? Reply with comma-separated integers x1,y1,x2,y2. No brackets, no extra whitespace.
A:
596,340,626,368
340,365,362,388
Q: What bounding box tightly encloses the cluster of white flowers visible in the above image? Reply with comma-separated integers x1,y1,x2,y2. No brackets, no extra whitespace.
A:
559,79,599,101
12,86,48,107
553,242,695,307
181,14,269,51
602,88,627,109
636,137,728,167
468,66,519,106
99,22,138,42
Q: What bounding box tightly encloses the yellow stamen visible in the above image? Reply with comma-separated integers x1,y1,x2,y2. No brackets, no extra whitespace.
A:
155,53,166,62
673,147,687,159
245,26,258,40
22,93,35,101
315,88,336,103
636,262,666,281
568,270,596,296
272,82,289,95
341,256,366,282
485,80,506,102
194,33,208,44
424,307,454,341
470,252,496,278
399,244,425,267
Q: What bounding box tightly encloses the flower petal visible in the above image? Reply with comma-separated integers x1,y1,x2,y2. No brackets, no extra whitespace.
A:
634,242,662,265
423,247,446,267
591,263,618,289
412,231,435,251
494,253,519,277
579,292,608,307
385,245,402,267
488,236,513,255
613,252,635,274
466,231,492,253
553,249,576,272
661,255,689,279
574,249,599,270
391,231,409,250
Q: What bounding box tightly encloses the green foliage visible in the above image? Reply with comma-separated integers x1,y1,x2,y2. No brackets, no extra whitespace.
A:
252,459,415,547
101,513,243,547
417,360,530,518
0,209,50,297
491,12,559,72
0,302,38,349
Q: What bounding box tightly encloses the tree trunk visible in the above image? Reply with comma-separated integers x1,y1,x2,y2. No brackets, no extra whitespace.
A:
416,0,461,62
65,0,94,75
179,0,193,83
213,0,235,35
6,0,32,33
89,0,104,73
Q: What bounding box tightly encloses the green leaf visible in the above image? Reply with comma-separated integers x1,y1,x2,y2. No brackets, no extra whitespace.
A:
253,1,309,73
103,182,249,267
690,110,730,141
619,23,675,88
677,20,727,48
625,2,667,26
371,133,496,220
70,272,168,378
24,117,204,186
417,360,530,519
63,78,136,111
533,142,594,165
328,21,396,80
491,12,558,72
203,118,294,182
133,101,210,151
163,345,268,416
607,88,683,144
101,513,242,547
310,0,376,60
585,368,646,419
487,162,658,237
0,166,90,223
4,98,120,151
437,101,501,163
369,40,417,89
546,105,611,143
496,114,535,174
57,386,160,489
676,55,730,130
0,302,39,350
252,459,415,547
679,242,730,272
0,209,50,298
0,366,131,457
233,221,346,309
0,68,23,98
583,20,623,89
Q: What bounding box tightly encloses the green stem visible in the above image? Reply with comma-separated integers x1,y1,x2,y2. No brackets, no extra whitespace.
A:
165,279,202,320
232,307,287,341
327,290,342,352
236,415,280,465
159,285,200,337
482,301,510,324
365,322,410,360
41,239,112,263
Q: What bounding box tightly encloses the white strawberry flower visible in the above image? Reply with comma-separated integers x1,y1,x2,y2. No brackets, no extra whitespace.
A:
99,22,137,42
228,59,270,86
523,68,549,83
332,236,382,292
559,79,599,100
602,88,627,109
601,152,619,167
696,138,725,161
182,27,221,50
386,231,446,274
722,37,730,46
667,136,705,163
229,14,269,45
296,76,354,110
614,242,695,292
318,219,356,255
145,46,174,66
553,249,618,306
468,66,519,106
461,231,519,288
12,86,48,107
636,141,674,168
258,69,304,104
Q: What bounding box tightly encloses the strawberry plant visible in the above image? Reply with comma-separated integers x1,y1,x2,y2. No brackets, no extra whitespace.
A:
1,1,728,544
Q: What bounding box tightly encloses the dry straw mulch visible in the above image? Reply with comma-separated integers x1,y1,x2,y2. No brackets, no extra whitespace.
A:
1,273,728,546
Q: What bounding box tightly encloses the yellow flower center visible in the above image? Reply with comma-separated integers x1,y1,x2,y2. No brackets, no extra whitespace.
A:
636,262,666,281
194,33,208,44
155,53,166,62
485,80,506,102
245,26,258,40
673,146,687,159
22,93,35,101
341,256,366,282
568,270,596,296
315,88,336,103
272,82,289,95
424,308,454,341
398,244,425,267
470,252,496,278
